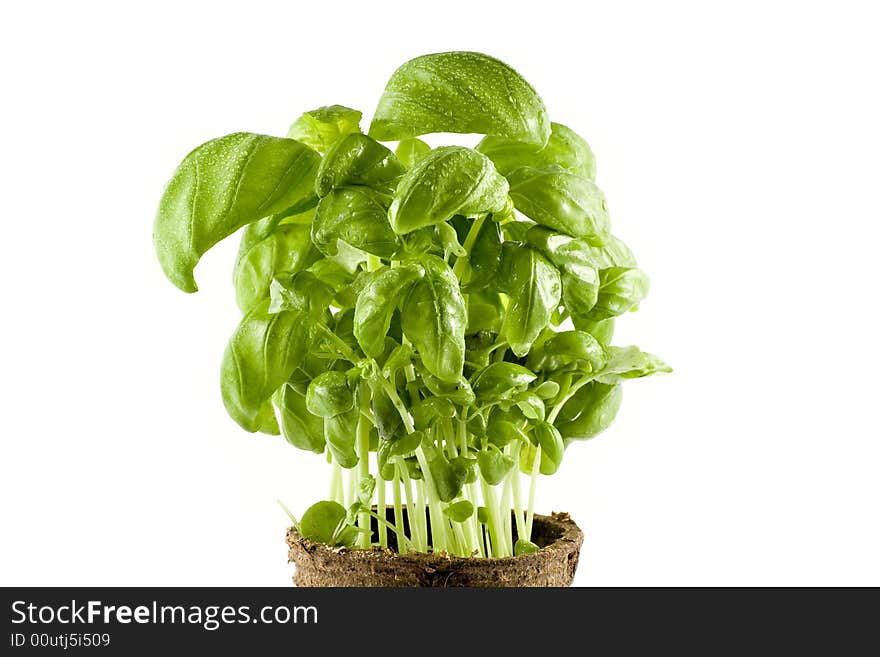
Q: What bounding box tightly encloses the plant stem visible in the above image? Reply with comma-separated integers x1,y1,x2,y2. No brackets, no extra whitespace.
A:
452,215,486,281
510,441,526,542
415,445,449,553
481,479,509,557
398,463,422,551
329,458,343,505
392,469,405,550
376,475,387,548
356,393,372,549
525,445,542,540
547,375,591,424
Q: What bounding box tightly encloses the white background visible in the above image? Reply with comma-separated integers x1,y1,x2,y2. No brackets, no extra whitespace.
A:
1,0,878,587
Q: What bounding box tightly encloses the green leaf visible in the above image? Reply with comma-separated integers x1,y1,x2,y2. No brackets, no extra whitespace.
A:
523,422,565,475
312,186,401,258
508,165,610,245
401,256,467,382
587,267,650,320
324,405,359,468
477,122,596,179
555,382,623,442
234,220,319,313
444,500,475,522
370,51,550,145
353,264,424,357
220,301,310,432
486,406,528,448
275,383,325,453
526,330,605,374
154,133,320,292
412,397,456,430
306,371,354,418
471,362,537,402
466,291,504,334
299,500,348,545
477,445,515,485
594,346,672,385
287,105,362,153
514,538,540,555
268,271,334,316
498,244,562,357
371,385,403,441
428,452,472,502
463,219,502,292
395,138,432,168
572,317,615,347
388,146,509,235
315,132,405,196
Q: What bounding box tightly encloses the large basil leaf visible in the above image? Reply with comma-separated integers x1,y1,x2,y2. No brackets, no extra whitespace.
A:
498,244,561,357
369,51,550,145
477,122,596,179
353,264,424,357
508,165,609,245
315,133,405,196
312,186,401,258
401,256,467,382
587,267,650,320
388,147,509,234
233,222,318,313
287,105,362,153
275,383,325,453
154,133,320,292
555,382,623,442
220,301,310,432
594,346,672,384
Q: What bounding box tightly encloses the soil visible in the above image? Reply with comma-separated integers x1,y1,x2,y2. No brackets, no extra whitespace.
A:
286,510,583,587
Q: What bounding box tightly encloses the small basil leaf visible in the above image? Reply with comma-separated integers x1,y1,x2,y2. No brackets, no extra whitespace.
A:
306,371,354,418
390,430,424,457
444,500,475,522
555,382,623,442
477,445,515,485
268,271,334,316
401,256,467,382
508,165,610,245
463,219,502,292
275,384,325,453
287,105,362,153
587,267,650,320
324,405,359,468
477,122,596,179
312,186,401,258
514,539,540,555
428,453,472,502
370,51,550,145
471,362,537,403
572,317,616,347
354,264,424,357
498,244,562,357
371,385,402,441
415,365,476,406
534,381,561,400
220,301,311,432
315,133,405,196
515,392,546,421
155,133,320,292
526,330,605,374
467,291,505,334
594,346,672,384
388,146,509,235
299,500,348,545
412,397,456,430
234,221,319,313
395,138,432,168
531,422,565,475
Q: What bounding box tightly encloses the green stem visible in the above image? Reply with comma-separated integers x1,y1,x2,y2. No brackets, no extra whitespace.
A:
510,441,526,542
315,322,362,364
329,458,343,505
365,510,414,552
398,463,422,551
525,445,542,540
356,393,371,549
377,475,387,548
480,479,509,557
415,445,449,553
547,376,591,424
452,215,486,281
392,470,405,551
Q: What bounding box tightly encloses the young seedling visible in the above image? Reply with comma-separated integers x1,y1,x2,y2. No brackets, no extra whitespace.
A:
154,51,670,558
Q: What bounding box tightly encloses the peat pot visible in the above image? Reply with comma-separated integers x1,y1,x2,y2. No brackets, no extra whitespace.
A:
286,510,583,587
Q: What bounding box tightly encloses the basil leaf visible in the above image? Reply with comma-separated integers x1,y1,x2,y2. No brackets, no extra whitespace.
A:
354,264,424,358
594,346,672,384
526,330,605,374
477,122,596,179
234,222,318,313
572,317,615,346
155,133,320,292
444,500,475,522
477,445,515,485
401,256,467,382
508,165,610,245
315,132,405,196
299,500,348,545
306,371,354,418
275,383,325,453
287,105,362,153
463,219,502,292
555,382,623,442
370,51,550,145
324,406,360,468
312,186,401,258
587,267,650,320
471,362,537,403
220,301,311,432
498,244,562,357
388,146,509,235
395,138,432,168
467,290,504,334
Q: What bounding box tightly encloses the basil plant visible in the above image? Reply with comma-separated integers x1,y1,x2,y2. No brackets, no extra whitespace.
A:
154,52,670,558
